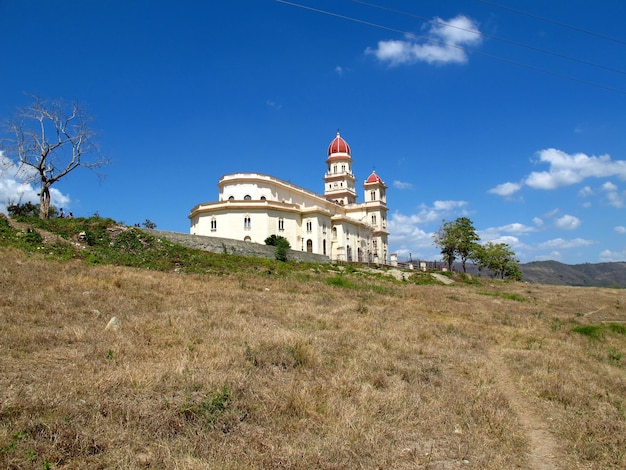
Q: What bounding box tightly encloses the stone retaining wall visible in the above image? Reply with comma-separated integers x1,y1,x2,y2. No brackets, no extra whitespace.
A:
143,229,330,263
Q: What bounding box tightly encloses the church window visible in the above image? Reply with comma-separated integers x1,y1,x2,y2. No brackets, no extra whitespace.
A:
341,164,345,173
333,165,337,174
322,223,327,235
370,191,376,201
244,236,251,242
371,215,377,225
278,218,284,231
323,239,327,255
228,196,234,201
332,227,337,239
244,194,251,200
260,196,266,201
306,239,313,252
244,216,251,230
306,220,312,232
373,240,378,251
211,217,217,231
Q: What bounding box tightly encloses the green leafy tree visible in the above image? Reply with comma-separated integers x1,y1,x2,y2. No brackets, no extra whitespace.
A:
265,234,290,262
1,96,109,219
454,217,480,273
434,220,457,271
434,217,481,272
475,242,522,280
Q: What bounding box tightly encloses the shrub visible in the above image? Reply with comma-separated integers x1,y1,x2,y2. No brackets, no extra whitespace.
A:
265,234,290,262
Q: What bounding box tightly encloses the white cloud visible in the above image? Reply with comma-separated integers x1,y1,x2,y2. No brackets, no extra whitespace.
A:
479,224,534,253
432,200,467,211
265,100,282,110
614,226,626,234
484,234,521,246
537,238,595,250
366,15,482,66
533,217,544,227
599,249,626,262
389,201,468,227
392,180,413,190
525,149,626,190
490,223,536,235
601,181,625,208
335,66,344,77
388,200,471,260
0,153,71,212
554,214,581,230
491,149,626,198
488,181,522,196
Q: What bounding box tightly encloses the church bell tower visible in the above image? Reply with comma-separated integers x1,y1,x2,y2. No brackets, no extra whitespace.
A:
324,132,357,205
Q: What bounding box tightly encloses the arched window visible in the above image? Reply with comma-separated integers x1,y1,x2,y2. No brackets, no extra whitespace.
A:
228,196,234,201
244,216,251,230
260,196,266,201
332,227,337,239
244,236,251,242
371,215,377,225
210,217,217,231
323,239,327,255
278,218,284,231
370,191,376,201
306,239,313,253
244,194,251,200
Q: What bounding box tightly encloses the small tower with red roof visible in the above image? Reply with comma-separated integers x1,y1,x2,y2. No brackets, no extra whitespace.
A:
364,169,389,262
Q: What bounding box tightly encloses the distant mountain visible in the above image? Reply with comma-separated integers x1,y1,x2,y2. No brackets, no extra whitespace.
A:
520,261,626,288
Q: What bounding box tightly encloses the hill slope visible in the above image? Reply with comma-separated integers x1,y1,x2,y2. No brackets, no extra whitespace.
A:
521,260,626,287
1,246,625,469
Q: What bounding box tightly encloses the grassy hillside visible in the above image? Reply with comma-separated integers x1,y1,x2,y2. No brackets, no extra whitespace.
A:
1,216,626,468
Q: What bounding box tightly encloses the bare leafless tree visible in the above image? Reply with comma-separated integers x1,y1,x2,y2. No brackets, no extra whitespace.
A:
1,96,109,219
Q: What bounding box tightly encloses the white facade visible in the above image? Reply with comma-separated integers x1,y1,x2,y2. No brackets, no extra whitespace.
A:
189,133,389,263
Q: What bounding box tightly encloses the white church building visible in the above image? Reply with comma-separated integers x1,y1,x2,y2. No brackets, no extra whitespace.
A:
189,132,389,263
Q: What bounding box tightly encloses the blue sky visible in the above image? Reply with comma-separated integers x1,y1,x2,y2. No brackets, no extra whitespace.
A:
1,0,625,264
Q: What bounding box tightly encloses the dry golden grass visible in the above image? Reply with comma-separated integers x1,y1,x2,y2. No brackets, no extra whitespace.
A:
1,247,625,469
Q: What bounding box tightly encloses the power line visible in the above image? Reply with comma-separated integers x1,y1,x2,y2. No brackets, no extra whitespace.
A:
275,0,626,96
351,0,626,76
475,0,626,46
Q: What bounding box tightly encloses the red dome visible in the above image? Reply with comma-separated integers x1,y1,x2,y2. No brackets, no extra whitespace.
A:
366,171,384,184
328,132,351,156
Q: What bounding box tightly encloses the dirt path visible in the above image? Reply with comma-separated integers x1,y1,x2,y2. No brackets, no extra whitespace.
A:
490,349,561,470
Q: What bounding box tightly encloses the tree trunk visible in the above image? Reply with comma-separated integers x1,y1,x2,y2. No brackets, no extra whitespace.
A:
39,184,51,219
